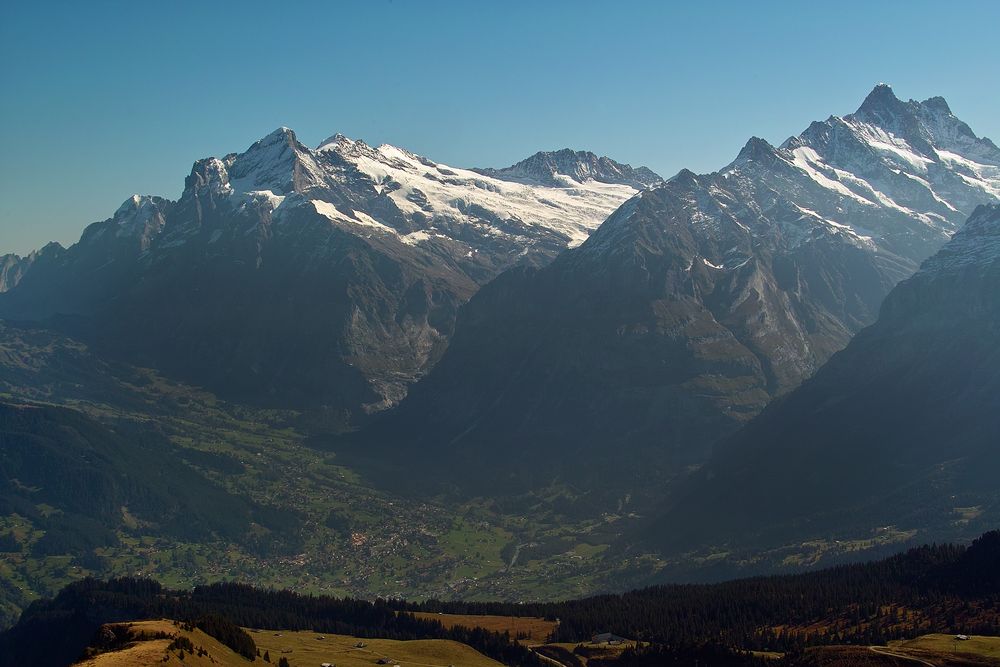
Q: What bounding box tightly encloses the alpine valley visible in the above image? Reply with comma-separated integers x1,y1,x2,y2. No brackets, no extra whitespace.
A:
1,84,999,640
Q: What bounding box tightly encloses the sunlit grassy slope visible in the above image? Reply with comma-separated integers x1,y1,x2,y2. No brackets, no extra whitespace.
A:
74,620,504,667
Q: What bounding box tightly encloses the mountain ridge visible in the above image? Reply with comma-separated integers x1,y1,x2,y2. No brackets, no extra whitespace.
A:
0,131,652,413
474,148,663,189
644,203,1000,555
360,85,1000,494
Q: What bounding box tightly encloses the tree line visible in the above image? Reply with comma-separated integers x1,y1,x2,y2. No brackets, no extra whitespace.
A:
401,532,1000,650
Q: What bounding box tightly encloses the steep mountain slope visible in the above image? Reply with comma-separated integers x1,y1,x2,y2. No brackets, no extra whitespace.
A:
0,130,653,412
647,203,1000,553
0,402,293,561
365,86,1000,493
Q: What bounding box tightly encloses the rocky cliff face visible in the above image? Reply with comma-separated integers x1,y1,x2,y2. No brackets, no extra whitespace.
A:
0,253,34,293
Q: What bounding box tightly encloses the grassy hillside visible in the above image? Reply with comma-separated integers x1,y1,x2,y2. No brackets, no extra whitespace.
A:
892,634,1000,662
76,620,249,667
72,620,505,667
251,628,504,667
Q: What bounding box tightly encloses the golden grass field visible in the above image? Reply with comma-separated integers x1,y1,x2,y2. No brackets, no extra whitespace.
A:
890,634,1000,661
797,634,1000,666
251,629,504,667
410,612,558,644
73,619,503,667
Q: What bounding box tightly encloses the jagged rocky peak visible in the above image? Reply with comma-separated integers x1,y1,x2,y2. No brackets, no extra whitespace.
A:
848,84,997,161
180,126,328,201
853,84,959,134
317,132,351,148
851,82,947,137
184,156,233,198
921,95,952,115
240,126,306,157
476,148,662,188
114,193,146,217
733,136,780,164
227,126,328,195
668,167,700,184
69,194,171,254
917,100,999,157
853,82,908,123
314,132,409,167
316,132,369,155
107,194,169,246
717,84,1000,258
228,126,301,171
113,193,165,220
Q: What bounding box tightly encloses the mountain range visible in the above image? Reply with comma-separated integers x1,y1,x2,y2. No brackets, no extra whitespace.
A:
3,86,996,425
645,202,1000,556
0,133,653,413
0,84,999,611
357,85,1000,493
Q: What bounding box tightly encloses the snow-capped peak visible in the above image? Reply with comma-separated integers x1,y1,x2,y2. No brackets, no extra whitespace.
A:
854,83,905,122
226,126,327,195
316,133,360,153
170,128,646,254
709,86,1000,262
151,85,999,289
114,193,145,217
733,136,779,164
313,133,642,247
111,194,167,240
668,168,700,186
474,149,662,189
259,126,296,142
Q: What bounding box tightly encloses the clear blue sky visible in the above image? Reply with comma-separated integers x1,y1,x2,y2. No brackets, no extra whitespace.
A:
2,0,998,255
